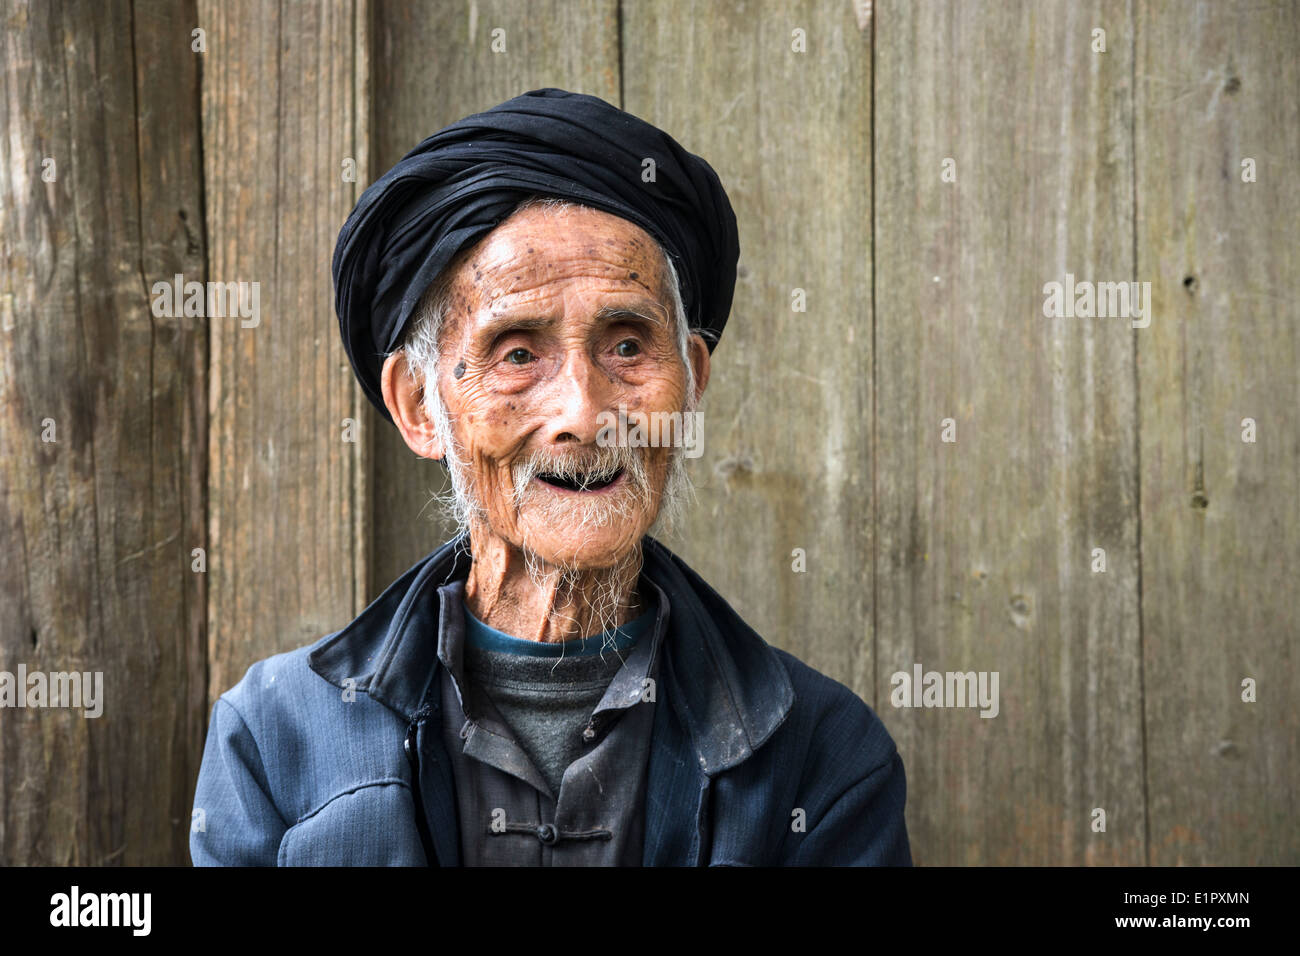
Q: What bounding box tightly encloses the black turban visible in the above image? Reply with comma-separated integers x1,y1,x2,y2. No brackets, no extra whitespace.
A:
332,87,740,422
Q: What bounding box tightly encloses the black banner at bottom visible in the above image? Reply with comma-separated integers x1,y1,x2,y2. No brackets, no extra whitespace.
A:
0,865,1278,942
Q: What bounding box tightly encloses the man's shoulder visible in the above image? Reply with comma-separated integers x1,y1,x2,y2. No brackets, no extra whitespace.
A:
742,648,910,866
767,645,900,771
214,635,340,731
642,536,900,776
215,537,469,728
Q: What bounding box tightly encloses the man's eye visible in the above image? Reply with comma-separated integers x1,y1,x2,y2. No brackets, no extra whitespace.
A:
505,348,535,365
615,339,641,358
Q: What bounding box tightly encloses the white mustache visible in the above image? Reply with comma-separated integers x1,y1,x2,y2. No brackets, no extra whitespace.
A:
512,442,650,499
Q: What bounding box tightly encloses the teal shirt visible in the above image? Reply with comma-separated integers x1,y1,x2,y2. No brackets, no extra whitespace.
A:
462,605,653,657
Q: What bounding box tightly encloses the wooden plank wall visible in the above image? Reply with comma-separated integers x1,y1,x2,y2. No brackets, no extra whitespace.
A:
199,0,370,704
874,0,1145,866
0,0,1295,866
1135,1,1299,865
0,0,207,863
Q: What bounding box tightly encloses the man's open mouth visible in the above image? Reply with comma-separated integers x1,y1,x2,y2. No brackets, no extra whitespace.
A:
536,468,625,492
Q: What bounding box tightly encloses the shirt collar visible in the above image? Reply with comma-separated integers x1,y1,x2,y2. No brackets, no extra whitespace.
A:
439,574,669,721
461,601,653,657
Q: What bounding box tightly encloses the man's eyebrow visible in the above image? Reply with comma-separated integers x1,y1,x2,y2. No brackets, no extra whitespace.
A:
593,303,667,326
473,302,668,338
472,314,554,339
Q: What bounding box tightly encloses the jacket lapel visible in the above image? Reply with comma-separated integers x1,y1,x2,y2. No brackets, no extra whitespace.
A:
639,537,796,865
416,670,461,866
640,537,796,774
642,670,709,865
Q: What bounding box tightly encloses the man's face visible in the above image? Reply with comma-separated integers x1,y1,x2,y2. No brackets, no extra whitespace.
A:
430,203,701,569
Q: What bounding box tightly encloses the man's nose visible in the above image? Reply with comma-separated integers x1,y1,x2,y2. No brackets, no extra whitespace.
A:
543,350,616,446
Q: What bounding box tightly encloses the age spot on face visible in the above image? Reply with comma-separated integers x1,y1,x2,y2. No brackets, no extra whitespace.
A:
453,360,466,379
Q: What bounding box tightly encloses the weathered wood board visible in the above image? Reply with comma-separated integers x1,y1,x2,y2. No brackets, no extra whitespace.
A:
200,0,370,705
874,0,1145,864
0,0,206,863
1135,0,1300,865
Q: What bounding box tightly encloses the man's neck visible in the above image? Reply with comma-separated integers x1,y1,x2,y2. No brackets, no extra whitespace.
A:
462,527,644,643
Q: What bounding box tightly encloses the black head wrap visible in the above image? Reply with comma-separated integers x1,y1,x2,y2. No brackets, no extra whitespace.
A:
332,87,740,422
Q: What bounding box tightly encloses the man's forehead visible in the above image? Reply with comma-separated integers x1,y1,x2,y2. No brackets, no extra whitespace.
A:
468,207,661,272
450,207,671,312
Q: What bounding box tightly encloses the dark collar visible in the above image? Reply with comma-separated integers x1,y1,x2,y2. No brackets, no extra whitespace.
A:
308,534,794,774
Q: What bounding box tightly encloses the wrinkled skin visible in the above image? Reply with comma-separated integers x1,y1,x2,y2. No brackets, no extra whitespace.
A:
382,204,710,642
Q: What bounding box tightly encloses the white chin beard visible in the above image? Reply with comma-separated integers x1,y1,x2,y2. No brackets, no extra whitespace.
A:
517,533,646,642
438,433,692,638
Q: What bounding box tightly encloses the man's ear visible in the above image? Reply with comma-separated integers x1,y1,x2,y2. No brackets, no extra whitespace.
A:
381,351,444,460
686,332,711,406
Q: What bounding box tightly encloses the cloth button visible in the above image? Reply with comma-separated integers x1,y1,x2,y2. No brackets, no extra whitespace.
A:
582,723,596,741
536,823,558,845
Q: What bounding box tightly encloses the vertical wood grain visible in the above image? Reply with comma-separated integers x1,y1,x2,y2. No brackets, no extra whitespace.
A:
1136,0,1300,865
0,0,207,863
874,0,1145,864
201,0,369,704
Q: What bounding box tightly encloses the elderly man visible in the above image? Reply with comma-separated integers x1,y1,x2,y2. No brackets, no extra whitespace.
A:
191,89,910,866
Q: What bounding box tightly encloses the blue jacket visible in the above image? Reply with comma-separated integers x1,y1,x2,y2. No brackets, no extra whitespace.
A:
190,535,912,866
